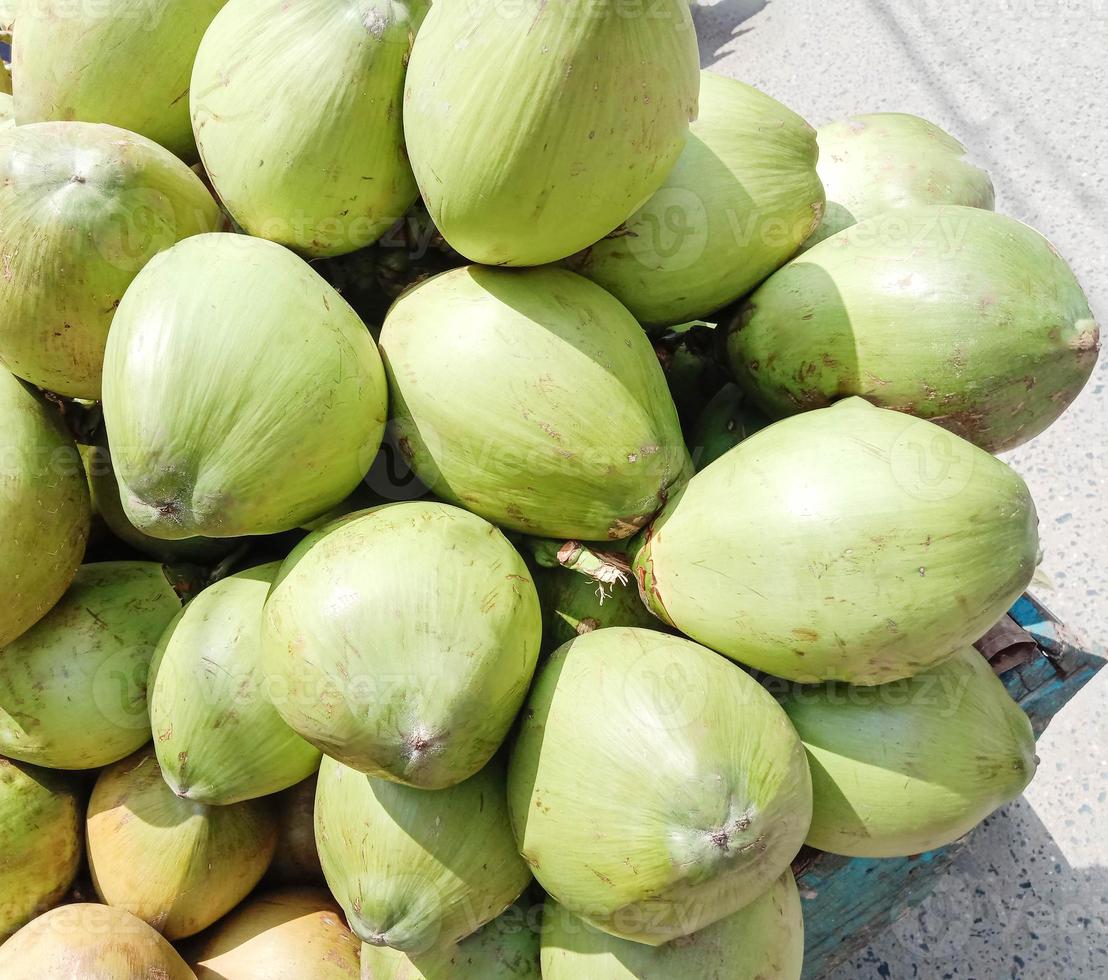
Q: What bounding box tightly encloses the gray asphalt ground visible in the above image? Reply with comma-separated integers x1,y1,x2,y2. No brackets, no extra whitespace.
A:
694,1,1107,976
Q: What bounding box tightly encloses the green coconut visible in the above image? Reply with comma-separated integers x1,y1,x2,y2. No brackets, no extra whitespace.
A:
634,398,1040,685
781,646,1038,857
13,0,226,159
0,368,90,648
192,0,427,258
150,563,322,805
0,759,82,940
0,562,183,770
101,233,388,539
82,441,236,564
507,627,812,946
807,112,995,246
87,746,279,940
565,71,824,326
379,266,690,540
541,872,804,980
361,899,541,979
187,887,360,980
651,321,731,432
0,904,197,980
532,564,659,654
0,92,12,127
688,383,771,471
263,502,540,788
403,0,700,265
264,775,324,887
727,205,1100,452
0,122,222,398
315,754,532,953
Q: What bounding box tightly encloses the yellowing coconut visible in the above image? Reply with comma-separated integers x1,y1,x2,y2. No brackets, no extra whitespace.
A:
101,233,388,539
541,872,804,980
13,0,226,159
379,266,690,540
808,112,995,246
634,399,1040,684
0,904,197,980
404,0,700,265
87,746,279,940
0,122,222,399
566,71,825,326
0,562,183,770
781,646,1038,857
187,887,360,980
507,628,812,946
727,205,1100,452
0,368,90,648
150,563,322,805
0,759,82,940
192,0,427,258
315,755,532,954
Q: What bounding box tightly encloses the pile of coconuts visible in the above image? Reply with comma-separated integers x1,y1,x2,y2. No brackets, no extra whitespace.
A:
0,2,1098,978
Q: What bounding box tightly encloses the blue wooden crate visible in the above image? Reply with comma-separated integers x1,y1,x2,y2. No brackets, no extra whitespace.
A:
796,593,1105,977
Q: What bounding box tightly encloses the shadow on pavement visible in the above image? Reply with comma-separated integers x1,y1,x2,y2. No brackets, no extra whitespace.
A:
692,0,770,67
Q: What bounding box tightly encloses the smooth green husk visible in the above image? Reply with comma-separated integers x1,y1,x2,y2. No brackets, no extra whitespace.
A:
403,0,700,265
192,0,427,258
0,92,12,127
263,502,540,788
0,122,222,398
102,233,388,539
807,112,995,246
379,266,690,540
187,887,360,980
87,746,279,940
781,646,1037,857
507,628,812,946
633,398,1040,684
688,382,771,471
0,562,182,770
315,755,532,953
0,759,82,940
0,368,90,648
0,905,196,980
150,563,322,805
727,205,1099,452
540,872,803,980
83,441,236,564
13,0,226,159
532,564,659,655
566,71,824,326
360,899,541,979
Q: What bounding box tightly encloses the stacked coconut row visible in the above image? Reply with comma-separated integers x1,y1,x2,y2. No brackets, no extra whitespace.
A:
0,2,1100,979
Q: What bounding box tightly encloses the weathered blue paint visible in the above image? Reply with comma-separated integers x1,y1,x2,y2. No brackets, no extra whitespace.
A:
797,593,1105,978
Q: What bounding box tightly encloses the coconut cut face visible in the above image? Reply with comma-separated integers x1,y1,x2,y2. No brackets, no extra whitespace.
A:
149,563,322,805
634,398,1040,685
263,501,541,789
0,904,196,980
0,369,90,649
507,627,813,946
0,562,183,770
192,0,427,258
782,646,1038,858
809,112,996,245
0,122,222,399
540,872,804,980
13,0,226,159
379,266,690,541
86,747,279,940
0,760,82,941
101,233,388,540
566,71,826,328
403,0,700,266
315,755,532,954
728,205,1100,452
